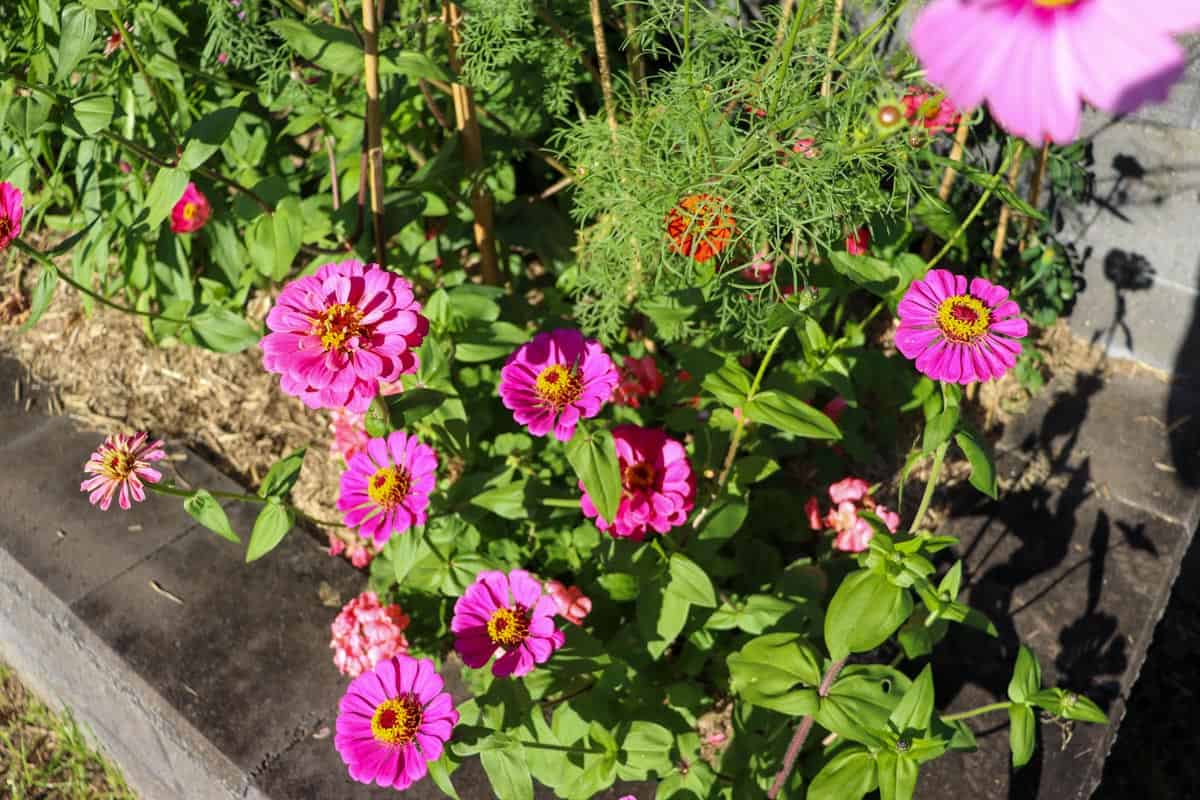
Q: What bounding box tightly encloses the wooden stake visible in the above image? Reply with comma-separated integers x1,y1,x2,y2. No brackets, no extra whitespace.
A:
362,0,387,268
1021,141,1051,249
819,0,845,99
590,0,618,137
990,141,1025,266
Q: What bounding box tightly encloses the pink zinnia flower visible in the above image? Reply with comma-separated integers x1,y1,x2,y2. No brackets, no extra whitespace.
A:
902,86,960,134
910,0,1200,145
330,408,369,462
335,654,459,791
896,269,1028,384
336,431,438,546
260,260,428,413
845,227,870,256
808,477,902,552
0,182,24,250
330,591,410,677
80,432,165,511
544,580,592,625
613,355,664,408
580,425,696,541
169,182,211,234
451,570,565,678
740,248,775,283
498,329,619,442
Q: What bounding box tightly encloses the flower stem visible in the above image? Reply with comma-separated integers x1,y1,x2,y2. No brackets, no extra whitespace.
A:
714,326,790,490
113,10,181,152
767,656,847,799
928,145,1016,269
541,497,581,509
941,701,1011,722
149,483,346,528
909,440,948,534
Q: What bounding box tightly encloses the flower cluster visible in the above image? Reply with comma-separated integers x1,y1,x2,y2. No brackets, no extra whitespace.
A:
806,477,900,553
902,86,959,134
330,591,411,678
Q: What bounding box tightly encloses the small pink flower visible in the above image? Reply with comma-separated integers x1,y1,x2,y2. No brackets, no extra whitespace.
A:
330,591,410,678
706,731,728,746
828,477,870,505
452,570,565,678
875,505,901,533
805,496,822,530
845,227,870,256
896,269,1028,384
260,260,428,412
613,355,664,408
831,508,876,553
740,248,775,283
544,580,592,625
330,408,370,462
217,52,229,65
791,137,819,158
350,544,373,568
910,0,1200,144
118,161,132,174
808,477,902,552
169,182,211,234
80,432,165,511
0,182,24,250
902,86,960,134
337,431,438,546
335,654,459,790
328,535,347,557
581,425,696,541
499,329,619,442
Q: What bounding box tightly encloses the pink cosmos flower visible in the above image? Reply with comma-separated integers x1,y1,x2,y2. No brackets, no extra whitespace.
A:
902,86,960,134
80,432,166,511
499,329,619,442
896,269,1028,384
581,425,696,541
330,591,410,678
845,227,870,256
452,570,565,678
0,182,24,250
910,0,1200,145
613,355,665,408
544,580,592,625
335,654,459,791
740,248,775,283
337,431,438,546
807,477,901,553
169,182,211,234
260,260,428,413
330,408,370,462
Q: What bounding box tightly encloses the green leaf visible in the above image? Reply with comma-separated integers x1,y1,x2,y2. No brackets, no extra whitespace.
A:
385,388,448,427
824,570,913,661
145,168,190,230
389,531,427,585
638,580,689,658
818,666,912,748
955,428,998,499
365,395,393,438
727,633,823,708
808,746,878,800
922,406,960,452
269,19,362,74
829,252,899,296
183,490,240,544
427,752,461,799
566,428,621,525
911,196,961,245
56,5,97,84
190,308,259,353
701,360,753,407
620,721,674,772
258,448,306,499
181,105,243,170
875,750,919,800
245,502,295,562
668,554,716,607
889,665,935,734
247,196,304,281
1008,703,1036,768
598,572,639,601
470,480,529,520
478,739,534,800
1007,646,1042,704
744,389,842,439
1028,688,1108,724
454,321,528,362
696,498,748,541
380,50,451,82
22,265,58,330
65,94,113,136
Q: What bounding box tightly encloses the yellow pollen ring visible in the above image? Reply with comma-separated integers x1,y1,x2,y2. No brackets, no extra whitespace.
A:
313,302,365,353
534,364,584,410
486,605,530,648
370,695,423,746
935,294,991,344
367,466,412,509
101,450,135,481
182,203,197,221
1032,0,1079,7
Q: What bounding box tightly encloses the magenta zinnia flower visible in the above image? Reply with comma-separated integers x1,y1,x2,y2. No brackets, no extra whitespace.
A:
337,431,437,546
896,269,1028,384
335,654,459,791
910,0,1200,144
260,260,428,413
330,591,410,677
80,432,165,511
498,328,619,442
580,425,696,541
451,570,564,678
169,182,211,233
0,182,24,250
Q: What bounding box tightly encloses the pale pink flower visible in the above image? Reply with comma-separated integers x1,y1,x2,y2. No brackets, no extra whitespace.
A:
217,52,229,65
828,477,870,505
809,477,901,553
80,432,166,511
544,580,592,625
330,591,410,677
805,496,822,530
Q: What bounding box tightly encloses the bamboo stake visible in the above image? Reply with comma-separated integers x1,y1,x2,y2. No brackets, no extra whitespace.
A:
1021,141,1051,248
445,2,501,285
362,0,387,268
990,141,1025,266
589,0,618,137
819,0,845,99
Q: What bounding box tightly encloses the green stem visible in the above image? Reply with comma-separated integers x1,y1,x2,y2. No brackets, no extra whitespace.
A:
14,239,191,324
941,701,1011,722
908,440,948,534
715,325,789,490
839,0,911,66
175,59,259,94
113,11,181,152
149,483,346,528
927,145,1015,269
541,497,580,509
520,741,605,755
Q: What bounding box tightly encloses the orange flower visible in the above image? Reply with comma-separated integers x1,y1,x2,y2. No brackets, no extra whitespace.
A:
665,194,735,263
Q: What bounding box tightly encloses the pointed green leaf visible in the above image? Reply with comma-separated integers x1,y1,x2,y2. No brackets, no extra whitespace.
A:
1007,646,1042,703
668,554,716,607
825,570,913,661
875,750,919,800
566,427,621,524
145,168,190,230
744,389,842,439
889,665,935,734
808,745,878,800
955,428,998,499
183,490,240,544
258,448,306,499
1008,703,1036,768
245,502,294,562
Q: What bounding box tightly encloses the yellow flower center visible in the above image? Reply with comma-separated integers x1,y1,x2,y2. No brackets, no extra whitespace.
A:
535,364,583,410
182,203,197,221
367,466,412,509
313,302,365,352
1032,0,1079,7
486,605,530,648
624,461,656,492
101,450,134,481
370,695,423,746
935,295,991,344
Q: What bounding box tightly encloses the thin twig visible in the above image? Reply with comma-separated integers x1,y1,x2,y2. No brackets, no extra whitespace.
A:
819,0,845,99
938,115,971,200
589,0,618,137
418,78,453,130
539,175,574,199
325,134,341,210
767,657,847,799
1021,141,1051,248
362,0,387,268
773,0,797,47
990,140,1025,267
